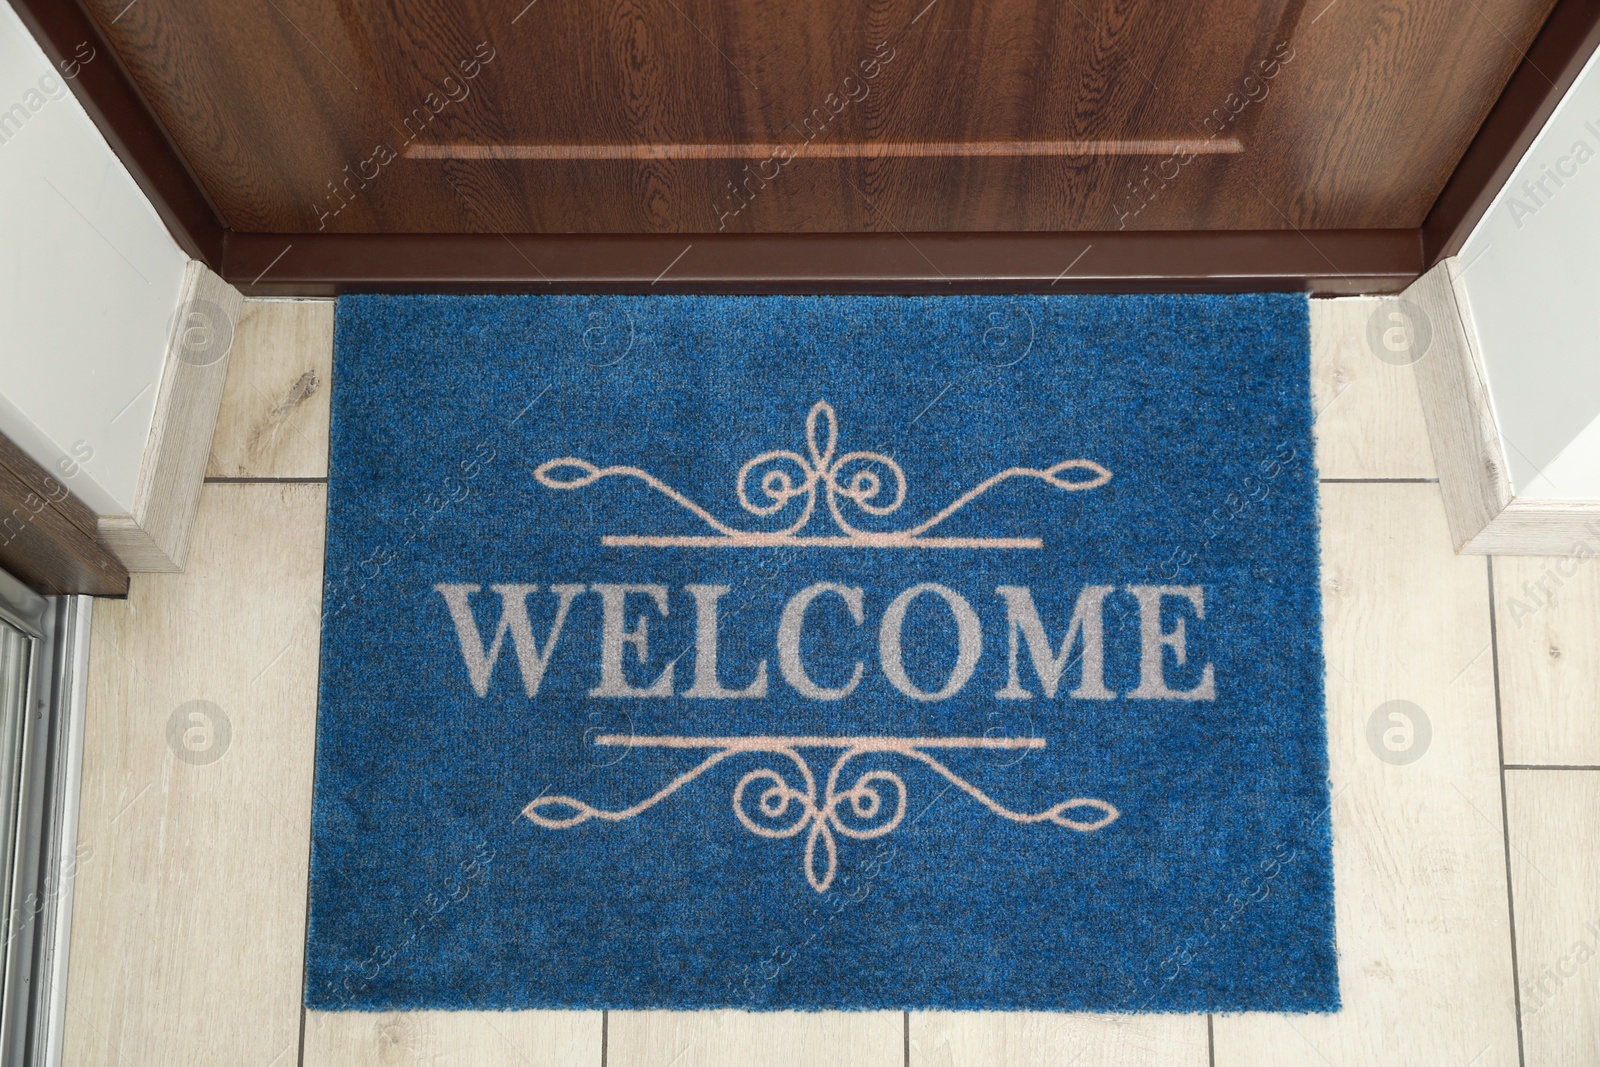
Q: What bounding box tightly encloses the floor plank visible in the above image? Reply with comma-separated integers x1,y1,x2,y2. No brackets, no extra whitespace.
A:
606,1011,903,1067
63,484,325,1066
206,299,334,480
1504,770,1600,1065
909,1014,1207,1067
1308,298,1437,481
1493,553,1600,767
1213,484,1517,1066
302,1009,601,1066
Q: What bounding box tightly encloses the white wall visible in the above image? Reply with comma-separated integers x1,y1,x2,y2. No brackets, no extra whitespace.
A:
0,3,187,516
1458,45,1600,501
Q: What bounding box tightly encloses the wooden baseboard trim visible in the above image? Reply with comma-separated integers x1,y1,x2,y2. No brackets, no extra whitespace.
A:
1406,259,1513,551
1461,500,1600,555
222,229,1424,297
96,516,183,574
100,262,242,573
1408,258,1600,555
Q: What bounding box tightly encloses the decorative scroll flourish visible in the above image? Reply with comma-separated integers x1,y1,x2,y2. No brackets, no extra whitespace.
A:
533,400,1110,549
522,735,1119,893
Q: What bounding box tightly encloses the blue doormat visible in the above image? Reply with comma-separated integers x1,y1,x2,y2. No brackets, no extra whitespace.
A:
306,293,1337,1013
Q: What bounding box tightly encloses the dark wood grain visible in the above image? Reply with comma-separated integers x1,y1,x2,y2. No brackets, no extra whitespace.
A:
0,435,97,542
7,0,226,265
1220,0,1557,235
1423,0,1600,263
66,0,1555,235
222,228,1422,296
0,433,128,598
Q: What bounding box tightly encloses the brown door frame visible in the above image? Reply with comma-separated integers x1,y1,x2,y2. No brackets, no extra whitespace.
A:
0,432,127,598
9,0,1600,296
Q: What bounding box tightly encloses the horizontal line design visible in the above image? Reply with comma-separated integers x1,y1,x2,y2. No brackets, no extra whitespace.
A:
593,735,1047,750
405,138,1244,161
1504,764,1600,771
600,534,1043,548
1319,478,1441,484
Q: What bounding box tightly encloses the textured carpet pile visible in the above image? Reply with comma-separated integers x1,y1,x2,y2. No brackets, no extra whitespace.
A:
306,294,1337,1012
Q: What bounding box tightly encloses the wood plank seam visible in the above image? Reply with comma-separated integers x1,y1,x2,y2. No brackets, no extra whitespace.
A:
1486,558,1530,1067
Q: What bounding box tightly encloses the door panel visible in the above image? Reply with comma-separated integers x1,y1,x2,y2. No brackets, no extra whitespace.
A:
80,0,1555,234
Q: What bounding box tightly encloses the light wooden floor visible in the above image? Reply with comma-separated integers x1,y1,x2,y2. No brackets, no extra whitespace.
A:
61,299,1599,1066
